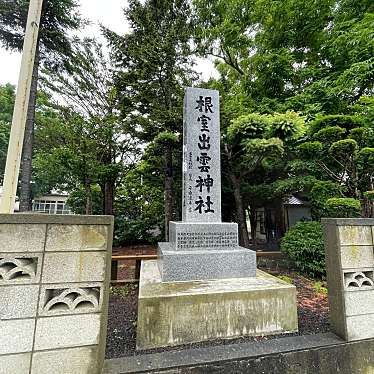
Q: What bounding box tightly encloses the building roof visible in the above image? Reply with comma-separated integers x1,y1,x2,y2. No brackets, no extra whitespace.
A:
284,195,305,205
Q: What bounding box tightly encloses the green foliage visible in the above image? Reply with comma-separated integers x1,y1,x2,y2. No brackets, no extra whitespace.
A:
272,175,316,197
309,115,363,135
192,0,374,219
114,218,161,247
0,84,67,188
221,108,307,244
349,127,367,148
243,138,284,170
66,186,103,215
364,190,374,201
38,39,139,214
310,180,344,219
329,139,358,158
281,221,325,277
0,0,85,208
277,275,293,284
113,166,164,246
297,141,323,159
0,120,10,184
152,131,179,148
0,84,15,183
0,0,84,66
298,114,372,202
194,0,374,115
110,284,138,298
105,0,195,234
313,281,328,295
325,197,361,218
227,113,268,144
357,147,374,170
104,0,195,140
0,83,15,123
268,111,305,140
314,126,346,143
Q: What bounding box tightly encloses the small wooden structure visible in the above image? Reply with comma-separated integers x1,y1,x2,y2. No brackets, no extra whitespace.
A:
111,247,157,284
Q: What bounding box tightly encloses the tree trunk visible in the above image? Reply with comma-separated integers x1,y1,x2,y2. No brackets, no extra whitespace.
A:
104,181,114,215
19,46,40,212
361,197,374,218
274,199,286,243
249,206,257,247
229,172,250,248
164,145,173,241
85,183,92,215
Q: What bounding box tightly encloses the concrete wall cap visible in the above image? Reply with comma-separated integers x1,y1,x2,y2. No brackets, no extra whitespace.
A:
0,214,114,225
321,218,374,226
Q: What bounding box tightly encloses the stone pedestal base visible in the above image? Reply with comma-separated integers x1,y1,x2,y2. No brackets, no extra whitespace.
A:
158,243,256,282
136,261,298,350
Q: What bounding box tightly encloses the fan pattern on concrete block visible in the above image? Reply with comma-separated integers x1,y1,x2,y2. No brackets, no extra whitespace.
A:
344,271,374,289
0,258,38,282
43,287,101,314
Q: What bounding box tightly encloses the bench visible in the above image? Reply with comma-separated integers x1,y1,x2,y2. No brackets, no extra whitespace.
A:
256,251,284,258
111,249,157,284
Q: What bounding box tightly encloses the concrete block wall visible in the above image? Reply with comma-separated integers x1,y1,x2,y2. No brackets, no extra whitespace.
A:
0,214,113,374
322,218,374,341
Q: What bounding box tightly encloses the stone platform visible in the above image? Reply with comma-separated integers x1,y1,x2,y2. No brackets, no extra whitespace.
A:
137,261,298,350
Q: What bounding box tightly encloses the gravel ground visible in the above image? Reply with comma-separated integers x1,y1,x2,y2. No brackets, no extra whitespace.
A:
105,270,330,359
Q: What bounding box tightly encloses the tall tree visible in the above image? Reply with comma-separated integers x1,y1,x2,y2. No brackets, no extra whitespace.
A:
222,110,306,246
105,0,196,239
0,0,83,210
193,0,374,231
193,0,335,113
40,38,139,215
298,114,374,216
34,109,105,215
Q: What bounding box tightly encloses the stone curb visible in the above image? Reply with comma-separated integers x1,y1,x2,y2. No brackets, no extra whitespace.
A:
103,333,344,373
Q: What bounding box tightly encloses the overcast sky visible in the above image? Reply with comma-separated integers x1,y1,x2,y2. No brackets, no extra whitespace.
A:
0,0,216,86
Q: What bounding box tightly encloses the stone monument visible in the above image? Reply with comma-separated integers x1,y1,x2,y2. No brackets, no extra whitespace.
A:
158,87,256,282
137,88,298,350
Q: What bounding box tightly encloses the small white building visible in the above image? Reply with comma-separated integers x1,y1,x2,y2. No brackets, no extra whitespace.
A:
0,187,72,214
250,195,312,246
283,195,311,228
32,193,72,214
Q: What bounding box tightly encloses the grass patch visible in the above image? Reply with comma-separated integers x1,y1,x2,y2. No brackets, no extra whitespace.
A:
313,281,328,295
110,283,138,298
277,275,293,284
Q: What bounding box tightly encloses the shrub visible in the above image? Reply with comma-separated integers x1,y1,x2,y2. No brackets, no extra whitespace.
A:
314,126,346,143
309,115,363,135
297,141,323,159
325,197,361,218
310,180,343,219
328,139,358,158
281,221,325,277
364,190,374,201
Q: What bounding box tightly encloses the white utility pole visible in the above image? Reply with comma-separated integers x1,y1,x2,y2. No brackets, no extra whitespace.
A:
0,0,44,213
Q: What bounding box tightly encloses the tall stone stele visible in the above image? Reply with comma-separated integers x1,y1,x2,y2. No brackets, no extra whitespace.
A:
158,87,256,282
137,88,298,350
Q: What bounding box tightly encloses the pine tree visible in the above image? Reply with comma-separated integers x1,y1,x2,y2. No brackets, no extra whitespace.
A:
0,0,83,210
105,0,196,239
